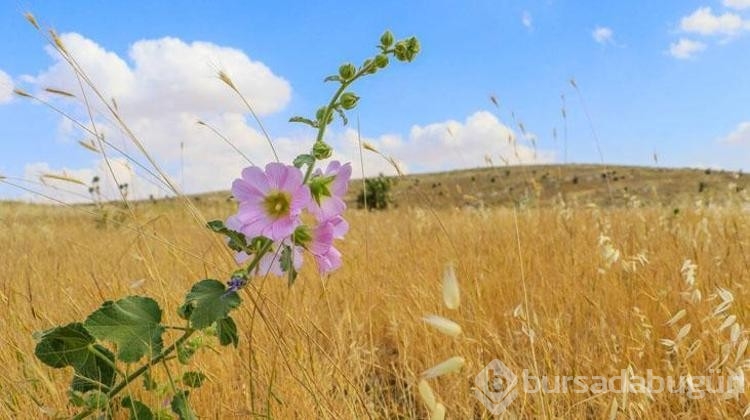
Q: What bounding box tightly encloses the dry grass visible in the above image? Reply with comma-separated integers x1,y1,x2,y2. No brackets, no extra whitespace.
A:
2,197,750,418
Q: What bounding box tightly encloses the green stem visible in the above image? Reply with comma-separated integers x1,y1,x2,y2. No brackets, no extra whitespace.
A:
303,51,391,183
72,329,196,420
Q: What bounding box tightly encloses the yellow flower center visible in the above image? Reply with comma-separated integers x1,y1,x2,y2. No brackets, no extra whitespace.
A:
264,190,292,219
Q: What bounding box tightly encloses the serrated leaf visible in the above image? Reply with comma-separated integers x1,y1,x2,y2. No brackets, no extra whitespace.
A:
182,371,207,388
292,154,315,169
34,323,116,392
171,390,196,420
182,280,241,329
122,396,154,420
216,317,239,347
84,296,165,363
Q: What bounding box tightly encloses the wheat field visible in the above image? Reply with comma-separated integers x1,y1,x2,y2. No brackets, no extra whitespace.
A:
1,196,749,418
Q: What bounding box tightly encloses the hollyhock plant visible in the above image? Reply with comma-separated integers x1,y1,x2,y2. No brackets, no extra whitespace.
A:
30,25,421,419
231,162,311,241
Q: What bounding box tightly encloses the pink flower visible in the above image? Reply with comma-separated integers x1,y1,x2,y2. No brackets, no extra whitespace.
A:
230,163,311,241
310,220,343,274
308,161,352,222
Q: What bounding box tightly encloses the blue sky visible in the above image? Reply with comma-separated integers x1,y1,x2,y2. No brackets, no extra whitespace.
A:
1,0,750,201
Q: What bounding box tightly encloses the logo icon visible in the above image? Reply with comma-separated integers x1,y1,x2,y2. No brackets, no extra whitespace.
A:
473,359,518,415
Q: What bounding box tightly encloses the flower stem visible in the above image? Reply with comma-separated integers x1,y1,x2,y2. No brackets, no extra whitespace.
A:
72,329,196,420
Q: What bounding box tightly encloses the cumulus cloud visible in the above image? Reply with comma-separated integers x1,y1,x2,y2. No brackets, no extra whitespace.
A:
592,26,614,45
334,111,553,176
719,121,750,144
724,0,750,9
0,69,13,104
522,11,533,29
680,7,749,37
20,32,294,201
669,38,706,59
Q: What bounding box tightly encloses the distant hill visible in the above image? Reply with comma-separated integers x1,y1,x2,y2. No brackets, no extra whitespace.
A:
4,164,746,210
184,164,748,210
365,164,748,209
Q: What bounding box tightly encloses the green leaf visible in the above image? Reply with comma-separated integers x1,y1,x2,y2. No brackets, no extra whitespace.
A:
84,296,165,363
280,246,299,286
216,317,239,347
34,323,116,392
206,220,248,252
182,280,241,329
122,396,154,420
324,74,341,82
171,390,197,420
182,371,207,388
292,153,315,169
334,107,348,125
289,116,317,128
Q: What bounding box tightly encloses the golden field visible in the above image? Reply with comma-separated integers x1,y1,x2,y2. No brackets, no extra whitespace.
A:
2,193,750,419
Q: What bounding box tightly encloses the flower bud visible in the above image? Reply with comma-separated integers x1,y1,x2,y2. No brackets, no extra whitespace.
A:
339,92,359,110
374,54,389,69
338,63,356,81
380,30,394,48
394,42,408,61
313,141,333,160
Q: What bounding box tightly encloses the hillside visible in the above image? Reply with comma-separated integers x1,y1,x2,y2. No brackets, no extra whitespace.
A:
184,163,748,210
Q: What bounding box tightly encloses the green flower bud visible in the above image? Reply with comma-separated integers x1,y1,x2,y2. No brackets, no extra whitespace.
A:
338,63,356,81
313,141,333,160
340,92,360,110
394,42,408,61
406,37,421,61
374,54,389,69
380,30,394,48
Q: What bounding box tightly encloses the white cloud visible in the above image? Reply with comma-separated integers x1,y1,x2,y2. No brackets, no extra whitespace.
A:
0,69,13,104
592,26,614,45
719,121,750,144
522,11,533,29
680,7,749,37
21,32,294,200
669,38,706,59
723,0,750,10
335,111,553,176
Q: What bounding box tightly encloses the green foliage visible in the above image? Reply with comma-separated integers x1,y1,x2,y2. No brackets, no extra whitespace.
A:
357,174,396,210
206,220,248,252
171,390,197,420
216,316,240,348
179,279,242,329
34,323,116,392
182,371,207,388
84,296,165,363
122,396,154,420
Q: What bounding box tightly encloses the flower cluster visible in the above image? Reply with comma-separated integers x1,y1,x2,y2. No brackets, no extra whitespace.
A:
226,160,351,279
